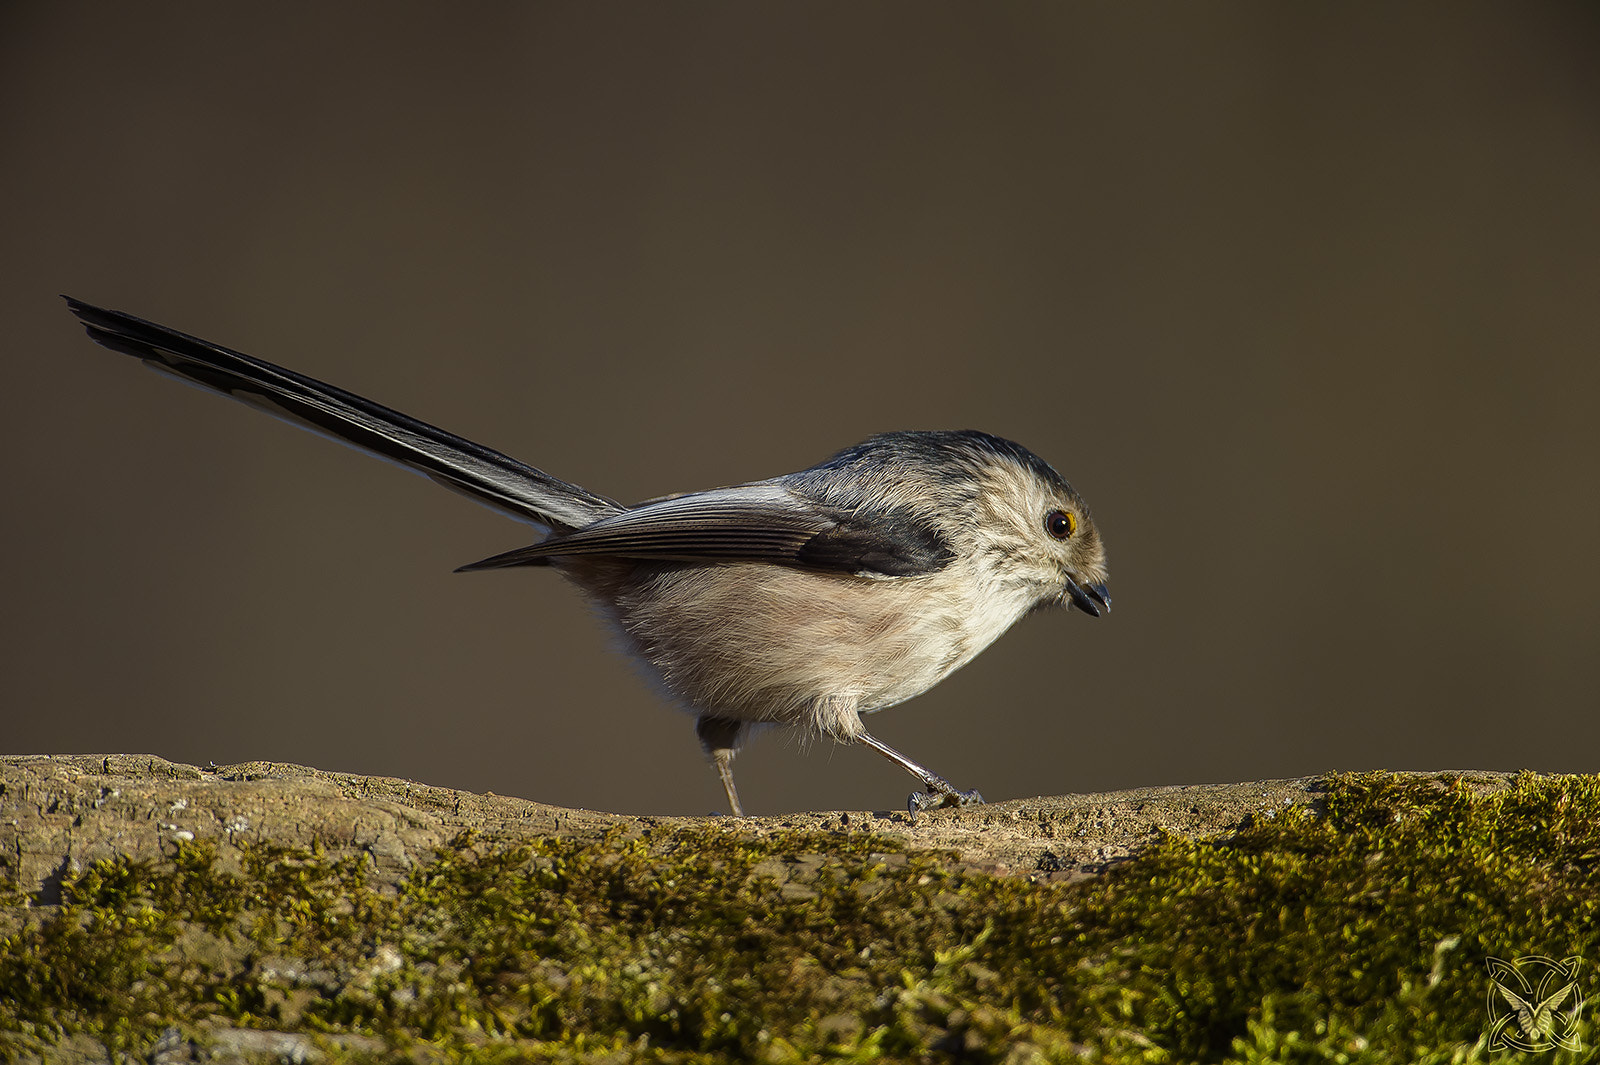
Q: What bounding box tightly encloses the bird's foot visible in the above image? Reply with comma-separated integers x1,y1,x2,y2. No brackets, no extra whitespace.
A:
908,787,985,815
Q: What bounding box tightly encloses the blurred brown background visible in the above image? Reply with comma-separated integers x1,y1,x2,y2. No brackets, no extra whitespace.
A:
3,4,1596,815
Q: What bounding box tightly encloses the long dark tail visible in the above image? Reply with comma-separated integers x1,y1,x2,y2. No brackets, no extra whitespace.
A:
64,298,623,531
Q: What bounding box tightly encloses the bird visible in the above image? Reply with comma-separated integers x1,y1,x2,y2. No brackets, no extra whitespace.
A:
63,297,1110,815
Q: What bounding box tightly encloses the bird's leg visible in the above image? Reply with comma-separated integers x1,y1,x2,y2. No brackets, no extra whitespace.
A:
695,715,747,817
855,731,985,813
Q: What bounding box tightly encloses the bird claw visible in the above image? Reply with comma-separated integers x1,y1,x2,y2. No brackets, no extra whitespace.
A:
908,787,985,815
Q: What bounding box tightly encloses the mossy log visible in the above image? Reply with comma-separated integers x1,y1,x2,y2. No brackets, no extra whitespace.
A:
2,756,1592,1064
1,754,1357,896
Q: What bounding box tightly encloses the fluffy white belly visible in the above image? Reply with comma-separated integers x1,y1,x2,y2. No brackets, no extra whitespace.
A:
578,558,1037,731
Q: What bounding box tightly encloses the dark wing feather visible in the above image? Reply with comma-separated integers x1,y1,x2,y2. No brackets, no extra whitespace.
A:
795,512,955,575
458,483,955,577
64,298,622,531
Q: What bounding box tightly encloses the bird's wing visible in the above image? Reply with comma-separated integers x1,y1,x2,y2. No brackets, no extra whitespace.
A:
458,483,955,577
65,298,623,531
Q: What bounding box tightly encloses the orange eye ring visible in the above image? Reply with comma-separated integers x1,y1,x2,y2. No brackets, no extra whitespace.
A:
1045,509,1075,540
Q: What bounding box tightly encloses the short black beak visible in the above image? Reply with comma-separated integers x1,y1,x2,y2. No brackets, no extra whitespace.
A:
1065,576,1111,617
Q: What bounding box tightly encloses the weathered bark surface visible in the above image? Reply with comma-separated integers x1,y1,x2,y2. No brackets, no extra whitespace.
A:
0,753,1516,896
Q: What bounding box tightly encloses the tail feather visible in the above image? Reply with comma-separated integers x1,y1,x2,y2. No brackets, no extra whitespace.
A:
64,297,622,532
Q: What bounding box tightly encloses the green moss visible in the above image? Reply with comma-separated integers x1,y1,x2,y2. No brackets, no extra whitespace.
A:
2,773,1598,1063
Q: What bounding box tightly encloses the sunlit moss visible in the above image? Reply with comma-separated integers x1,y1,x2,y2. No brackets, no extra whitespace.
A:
2,773,1598,1063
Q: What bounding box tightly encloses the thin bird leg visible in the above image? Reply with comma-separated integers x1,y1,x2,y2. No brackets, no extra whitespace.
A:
856,731,985,813
711,748,745,818
695,715,747,817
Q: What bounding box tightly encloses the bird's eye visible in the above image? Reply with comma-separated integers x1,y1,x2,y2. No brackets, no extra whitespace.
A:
1045,509,1076,540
